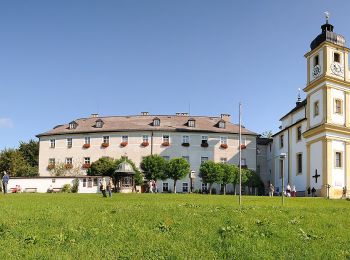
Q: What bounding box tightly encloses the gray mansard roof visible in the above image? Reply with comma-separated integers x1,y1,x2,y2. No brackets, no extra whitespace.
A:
37,115,257,137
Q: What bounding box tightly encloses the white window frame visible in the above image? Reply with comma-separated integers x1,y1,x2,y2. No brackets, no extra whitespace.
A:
314,101,319,117
162,135,170,143
188,120,195,127
49,158,55,165
153,119,160,126
96,121,103,128
142,135,149,142
122,135,128,143
103,136,110,144
163,183,169,192
219,121,225,129
335,151,343,168
65,157,73,165
220,136,227,145
67,138,72,148
50,139,55,148
84,137,90,144
182,135,189,143
182,182,189,193
334,99,343,115
84,157,90,164
296,153,302,175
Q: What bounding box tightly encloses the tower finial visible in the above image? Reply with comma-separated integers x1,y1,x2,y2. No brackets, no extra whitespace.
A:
324,11,330,24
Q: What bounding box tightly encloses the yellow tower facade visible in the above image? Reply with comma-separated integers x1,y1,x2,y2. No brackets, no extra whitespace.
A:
303,18,350,198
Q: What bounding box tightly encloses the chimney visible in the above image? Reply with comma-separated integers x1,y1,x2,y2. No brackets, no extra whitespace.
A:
141,112,149,116
220,114,231,122
91,113,99,118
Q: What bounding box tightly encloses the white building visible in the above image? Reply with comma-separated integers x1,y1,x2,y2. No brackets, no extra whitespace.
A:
268,18,350,198
37,113,258,193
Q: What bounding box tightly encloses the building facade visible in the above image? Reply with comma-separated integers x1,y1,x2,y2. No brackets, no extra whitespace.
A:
37,113,257,193
269,19,350,198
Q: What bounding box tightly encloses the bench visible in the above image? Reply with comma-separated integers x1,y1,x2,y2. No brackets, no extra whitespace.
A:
25,188,37,193
52,188,62,193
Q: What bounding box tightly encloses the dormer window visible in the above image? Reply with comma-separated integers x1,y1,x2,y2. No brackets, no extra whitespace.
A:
153,117,160,126
218,120,226,129
69,121,77,130
188,119,195,127
334,52,340,63
95,119,104,128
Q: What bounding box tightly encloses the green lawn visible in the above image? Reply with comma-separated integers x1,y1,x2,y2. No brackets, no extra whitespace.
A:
0,193,349,259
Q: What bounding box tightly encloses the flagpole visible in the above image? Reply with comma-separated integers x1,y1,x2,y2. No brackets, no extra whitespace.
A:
239,102,242,206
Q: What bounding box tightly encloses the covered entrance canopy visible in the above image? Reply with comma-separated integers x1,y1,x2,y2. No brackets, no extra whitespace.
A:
114,161,135,193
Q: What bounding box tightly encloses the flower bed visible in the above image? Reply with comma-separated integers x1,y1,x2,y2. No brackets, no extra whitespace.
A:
240,144,247,150
220,143,228,149
101,142,109,148
120,142,128,147
83,143,90,149
47,164,55,170
82,163,91,169
141,141,149,147
162,142,170,147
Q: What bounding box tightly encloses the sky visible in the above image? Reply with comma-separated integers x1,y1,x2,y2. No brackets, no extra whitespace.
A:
1,0,350,149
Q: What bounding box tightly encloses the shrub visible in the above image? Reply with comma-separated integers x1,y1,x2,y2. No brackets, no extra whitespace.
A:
71,179,79,193
61,184,71,193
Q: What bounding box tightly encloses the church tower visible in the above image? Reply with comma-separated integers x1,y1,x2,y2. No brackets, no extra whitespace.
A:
303,13,350,198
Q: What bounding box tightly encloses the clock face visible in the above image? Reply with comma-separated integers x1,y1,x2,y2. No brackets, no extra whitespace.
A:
331,62,343,76
312,65,321,78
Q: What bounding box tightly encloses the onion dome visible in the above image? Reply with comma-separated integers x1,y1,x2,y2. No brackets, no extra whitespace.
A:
115,161,135,174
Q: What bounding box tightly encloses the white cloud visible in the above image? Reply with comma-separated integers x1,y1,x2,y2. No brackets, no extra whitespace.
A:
0,118,14,128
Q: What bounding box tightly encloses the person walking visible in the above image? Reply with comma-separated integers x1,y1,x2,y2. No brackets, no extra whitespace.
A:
291,185,296,197
107,177,114,198
100,178,107,198
269,183,274,197
2,171,9,194
286,184,291,197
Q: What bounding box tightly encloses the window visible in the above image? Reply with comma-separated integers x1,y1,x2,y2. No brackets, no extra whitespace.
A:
182,156,190,163
334,52,340,63
335,152,342,168
93,178,98,186
67,138,72,148
188,119,195,127
296,126,302,141
69,122,77,129
296,153,302,175
334,99,343,114
218,121,226,129
162,156,170,161
162,135,170,143
52,178,56,183
163,183,169,192
142,135,148,142
182,183,188,193
153,118,160,126
269,143,272,152
84,157,90,164
122,135,128,143
314,101,319,116
201,136,208,144
103,136,109,144
84,137,90,145
88,178,93,188
220,158,227,163
201,157,209,164
65,157,72,165
49,158,55,165
95,120,103,128
220,137,227,144
83,178,87,187
314,55,319,66
182,135,189,144
279,159,284,179
280,135,284,148
50,139,55,148
241,158,247,166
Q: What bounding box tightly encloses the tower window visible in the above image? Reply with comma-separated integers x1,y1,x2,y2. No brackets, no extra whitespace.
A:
334,53,340,63
314,101,319,117
153,118,160,126
280,135,284,148
335,152,342,168
296,153,302,175
296,126,302,141
314,55,319,66
334,99,343,114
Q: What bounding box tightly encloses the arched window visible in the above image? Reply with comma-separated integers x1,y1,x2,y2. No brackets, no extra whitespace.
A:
314,55,319,66
153,117,160,126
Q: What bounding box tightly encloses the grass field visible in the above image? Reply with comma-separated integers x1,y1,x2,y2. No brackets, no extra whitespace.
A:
0,193,349,259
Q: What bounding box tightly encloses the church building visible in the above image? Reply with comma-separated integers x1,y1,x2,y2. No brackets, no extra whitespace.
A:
269,16,350,198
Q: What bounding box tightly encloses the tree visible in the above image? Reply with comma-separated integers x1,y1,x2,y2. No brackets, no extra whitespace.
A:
114,157,144,186
18,139,39,168
0,148,38,177
219,163,238,195
245,169,264,195
140,155,167,181
165,158,190,193
261,130,273,138
199,161,223,195
88,157,116,176
231,167,250,195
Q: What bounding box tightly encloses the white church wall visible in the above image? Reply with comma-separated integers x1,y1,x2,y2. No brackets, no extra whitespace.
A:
331,140,345,188
310,141,323,190
330,88,345,125
309,88,324,127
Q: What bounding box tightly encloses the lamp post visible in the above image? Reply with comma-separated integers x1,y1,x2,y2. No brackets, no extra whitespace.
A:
280,153,286,206
189,170,195,193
